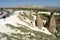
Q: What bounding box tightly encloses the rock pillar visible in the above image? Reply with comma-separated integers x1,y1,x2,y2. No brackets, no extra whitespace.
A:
35,13,44,29
45,12,57,33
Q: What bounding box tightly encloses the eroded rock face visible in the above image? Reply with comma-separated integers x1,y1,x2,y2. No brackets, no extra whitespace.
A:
45,12,57,33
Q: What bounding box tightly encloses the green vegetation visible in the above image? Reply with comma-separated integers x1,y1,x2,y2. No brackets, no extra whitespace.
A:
2,24,56,40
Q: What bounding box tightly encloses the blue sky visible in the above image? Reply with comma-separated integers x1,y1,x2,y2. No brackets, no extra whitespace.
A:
0,0,60,7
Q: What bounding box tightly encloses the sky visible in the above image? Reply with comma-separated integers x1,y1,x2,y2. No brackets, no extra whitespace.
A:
0,0,60,7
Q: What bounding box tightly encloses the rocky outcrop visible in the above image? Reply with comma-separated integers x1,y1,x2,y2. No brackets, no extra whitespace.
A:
35,13,44,29
44,12,57,33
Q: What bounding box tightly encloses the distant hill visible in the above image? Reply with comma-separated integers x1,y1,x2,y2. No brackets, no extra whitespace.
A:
9,5,60,13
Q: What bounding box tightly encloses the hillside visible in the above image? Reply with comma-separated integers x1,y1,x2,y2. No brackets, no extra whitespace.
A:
0,10,57,40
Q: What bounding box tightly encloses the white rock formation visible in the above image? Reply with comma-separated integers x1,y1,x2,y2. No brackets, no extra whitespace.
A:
0,10,51,35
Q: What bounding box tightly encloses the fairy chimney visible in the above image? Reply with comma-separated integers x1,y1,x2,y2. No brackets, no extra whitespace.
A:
44,12,57,33
35,13,44,29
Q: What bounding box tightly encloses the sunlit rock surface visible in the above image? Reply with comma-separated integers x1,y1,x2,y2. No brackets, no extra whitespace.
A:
0,10,56,40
